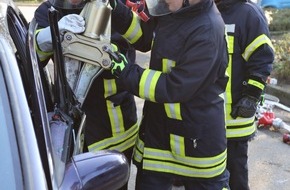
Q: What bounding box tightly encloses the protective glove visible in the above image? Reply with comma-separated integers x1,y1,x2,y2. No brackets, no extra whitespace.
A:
231,95,259,119
110,52,128,78
109,0,117,9
58,14,85,34
36,14,85,52
108,44,128,77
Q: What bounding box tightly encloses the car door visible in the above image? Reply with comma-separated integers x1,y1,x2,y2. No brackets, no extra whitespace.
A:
0,16,48,190
26,6,131,190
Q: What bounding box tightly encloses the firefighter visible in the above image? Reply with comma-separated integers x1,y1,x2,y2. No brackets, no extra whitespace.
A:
34,1,138,189
215,0,274,189
108,0,230,189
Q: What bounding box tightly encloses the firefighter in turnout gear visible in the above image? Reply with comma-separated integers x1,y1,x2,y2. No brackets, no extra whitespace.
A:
34,1,138,189
108,0,230,189
215,0,274,189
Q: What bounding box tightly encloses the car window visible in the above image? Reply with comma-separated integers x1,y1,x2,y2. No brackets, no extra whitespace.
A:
0,61,23,190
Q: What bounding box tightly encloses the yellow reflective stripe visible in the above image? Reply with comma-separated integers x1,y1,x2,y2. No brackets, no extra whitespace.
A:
227,36,234,54
225,104,232,121
164,103,182,120
225,103,256,138
226,116,255,125
35,29,53,61
170,134,185,156
226,123,256,138
104,79,117,98
143,148,227,178
161,59,182,119
104,79,125,134
224,29,234,105
162,59,176,73
88,123,138,152
133,135,144,163
139,69,162,102
225,55,233,104
134,148,143,163
135,135,145,151
226,103,255,125
122,12,142,44
144,148,227,168
242,34,274,61
248,79,265,90
143,160,226,178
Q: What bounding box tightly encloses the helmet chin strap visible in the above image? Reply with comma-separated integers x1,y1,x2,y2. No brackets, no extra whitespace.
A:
183,0,190,7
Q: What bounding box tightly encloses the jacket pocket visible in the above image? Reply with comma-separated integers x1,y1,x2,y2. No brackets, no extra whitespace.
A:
167,118,204,156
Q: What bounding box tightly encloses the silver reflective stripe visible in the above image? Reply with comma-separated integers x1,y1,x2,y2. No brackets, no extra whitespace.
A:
123,12,142,44
162,59,182,119
143,148,227,167
242,34,273,61
226,124,256,138
143,148,227,178
225,24,235,33
104,79,124,134
144,71,155,99
133,135,144,163
164,103,182,120
226,116,255,125
104,79,115,98
170,134,185,156
139,69,161,102
162,59,175,73
143,159,226,178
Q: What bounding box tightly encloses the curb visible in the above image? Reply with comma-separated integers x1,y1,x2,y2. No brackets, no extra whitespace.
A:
265,84,290,107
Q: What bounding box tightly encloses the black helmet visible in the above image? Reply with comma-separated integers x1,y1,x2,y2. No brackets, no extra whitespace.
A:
49,0,86,9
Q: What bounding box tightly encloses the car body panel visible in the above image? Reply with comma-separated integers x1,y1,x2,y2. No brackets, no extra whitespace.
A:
0,35,48,190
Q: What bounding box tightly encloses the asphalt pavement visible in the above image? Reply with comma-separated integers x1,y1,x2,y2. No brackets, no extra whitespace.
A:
19,5,290,190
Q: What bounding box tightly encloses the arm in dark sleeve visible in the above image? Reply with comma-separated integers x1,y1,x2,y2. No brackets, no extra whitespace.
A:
242,8,274,99
116,28,225,103
34,1,51,28
111,1,155,52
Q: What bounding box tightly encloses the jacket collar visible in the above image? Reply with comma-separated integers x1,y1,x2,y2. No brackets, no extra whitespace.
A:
216,0,247,11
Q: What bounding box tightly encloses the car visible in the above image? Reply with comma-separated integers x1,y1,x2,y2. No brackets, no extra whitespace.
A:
0,0,130,189
258,0,290,9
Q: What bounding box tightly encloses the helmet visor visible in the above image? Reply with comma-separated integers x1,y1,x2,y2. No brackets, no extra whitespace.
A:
49,0,86,9
145,0,171,16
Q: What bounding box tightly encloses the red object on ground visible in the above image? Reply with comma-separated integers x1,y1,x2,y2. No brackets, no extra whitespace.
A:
283,133,290,144
258,111,275,127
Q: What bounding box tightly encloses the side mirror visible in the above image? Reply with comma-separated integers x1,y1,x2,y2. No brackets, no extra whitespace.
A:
60,150,130,190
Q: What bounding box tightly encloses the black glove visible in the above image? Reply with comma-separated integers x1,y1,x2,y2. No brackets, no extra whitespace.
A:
109,0,117,9
231,95,259,119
